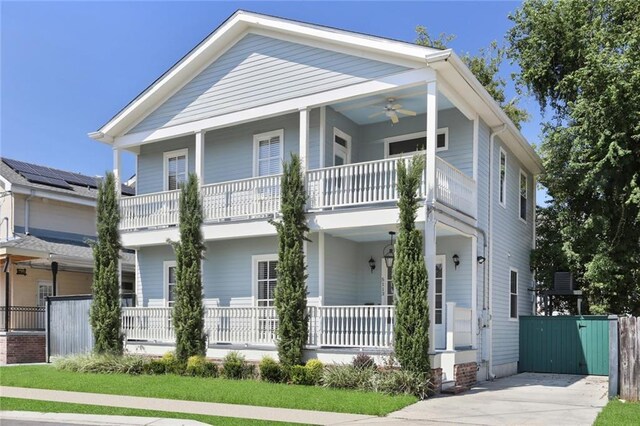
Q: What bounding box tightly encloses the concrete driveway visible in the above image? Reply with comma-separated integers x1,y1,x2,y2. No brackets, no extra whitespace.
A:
350,373,609,425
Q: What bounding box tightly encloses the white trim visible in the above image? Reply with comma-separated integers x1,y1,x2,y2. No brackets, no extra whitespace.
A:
163,260,177,307
472,116,479,182
470,235,478,349
299,108,309,170
195,131,205,184
383,128,448,159
509,267,519,320
36,280,53,307
318,231,325,305
332,127,351,165
251,254,278,305
253,129,284,177
519,168,528,224
498,147,507,209
319,106,326,168
163,148,188,191
112,68,435,149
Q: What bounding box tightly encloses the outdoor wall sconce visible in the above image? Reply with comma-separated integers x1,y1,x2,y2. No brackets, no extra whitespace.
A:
453,254,460,270
477,256,486,264
383,231,396,269
368,257,376,273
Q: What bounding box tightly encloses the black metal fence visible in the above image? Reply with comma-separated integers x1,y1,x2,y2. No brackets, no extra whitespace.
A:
0,306,46,331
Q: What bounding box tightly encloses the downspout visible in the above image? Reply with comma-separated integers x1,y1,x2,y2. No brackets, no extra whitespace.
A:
25,190,35,235
487,124,507,380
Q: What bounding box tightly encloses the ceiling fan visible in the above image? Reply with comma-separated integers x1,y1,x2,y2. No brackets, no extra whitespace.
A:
368,98,417,124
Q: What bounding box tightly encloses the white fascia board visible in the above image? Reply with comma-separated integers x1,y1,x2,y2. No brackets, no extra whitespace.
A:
113,68,435,149
10,185,97,207
0,247,46,259
0,174,13,191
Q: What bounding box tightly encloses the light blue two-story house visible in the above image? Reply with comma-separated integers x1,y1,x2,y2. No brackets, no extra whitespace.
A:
90,11,542,385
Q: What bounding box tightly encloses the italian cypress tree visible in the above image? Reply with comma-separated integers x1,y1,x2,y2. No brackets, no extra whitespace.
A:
90,172,123,355
393,155,430,373
271,154,309,367
171,173,206,361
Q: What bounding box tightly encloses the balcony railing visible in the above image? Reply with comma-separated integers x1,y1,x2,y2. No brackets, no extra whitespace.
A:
0,306,46,331
122,305,395,349
120,156,476,231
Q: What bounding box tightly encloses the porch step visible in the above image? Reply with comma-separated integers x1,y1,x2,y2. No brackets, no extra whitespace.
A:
441,379,456,391
442,385,468,395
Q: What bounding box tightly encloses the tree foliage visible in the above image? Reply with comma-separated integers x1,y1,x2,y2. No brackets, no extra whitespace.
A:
393,155,430,374
416,28,529,128
271,154,309,367
90,172,123,355
509,0,640,315
171,174,206,361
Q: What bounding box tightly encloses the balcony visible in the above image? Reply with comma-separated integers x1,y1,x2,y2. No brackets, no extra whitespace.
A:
119,156,476,232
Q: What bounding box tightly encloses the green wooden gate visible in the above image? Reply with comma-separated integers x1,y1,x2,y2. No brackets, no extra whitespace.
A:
519,316,609,375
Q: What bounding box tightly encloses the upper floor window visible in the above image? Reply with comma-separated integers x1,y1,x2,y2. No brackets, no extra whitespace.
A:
499,148,507,207
510,268,518,319
333,128,351,166
164,149,188,191
385,129,448,158
254,130,283,177
519,170,528,222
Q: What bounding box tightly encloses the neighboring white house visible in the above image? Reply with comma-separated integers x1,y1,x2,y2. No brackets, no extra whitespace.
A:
90,11,542,384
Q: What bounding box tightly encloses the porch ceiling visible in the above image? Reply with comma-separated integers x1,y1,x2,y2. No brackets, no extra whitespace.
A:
328,222,465,242
331,86,455,125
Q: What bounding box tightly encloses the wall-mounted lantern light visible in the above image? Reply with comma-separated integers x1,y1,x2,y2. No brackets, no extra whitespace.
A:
453,254,460,270
368,257,376,273
383,231,396,269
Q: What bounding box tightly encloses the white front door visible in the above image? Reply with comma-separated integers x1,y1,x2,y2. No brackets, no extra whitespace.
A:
434,256,446,350
381,261,394,305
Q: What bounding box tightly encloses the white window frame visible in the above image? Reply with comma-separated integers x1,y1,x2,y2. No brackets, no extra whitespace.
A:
163,149,188,191
434,254,446,326
384,128,448,158
333,127,351,166
252,254,278,306
519,169,528,223
253,129,284,177
509,268,519,320
36,280,53,307
163,260,177,307
499,148,507,208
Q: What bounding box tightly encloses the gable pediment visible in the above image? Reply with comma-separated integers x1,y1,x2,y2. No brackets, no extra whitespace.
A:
128,33,410,134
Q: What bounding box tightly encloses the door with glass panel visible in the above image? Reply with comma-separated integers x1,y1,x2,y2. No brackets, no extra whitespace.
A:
256,258,278,341
434,256,446,349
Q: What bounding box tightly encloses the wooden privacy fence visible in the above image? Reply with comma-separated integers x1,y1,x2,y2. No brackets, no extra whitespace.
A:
615,316,639,401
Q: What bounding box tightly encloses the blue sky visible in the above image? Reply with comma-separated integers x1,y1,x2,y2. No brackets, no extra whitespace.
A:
1,1,546,200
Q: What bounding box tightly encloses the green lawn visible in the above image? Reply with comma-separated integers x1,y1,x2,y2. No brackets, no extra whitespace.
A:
0,397,300,425
0,365,416,416
594,399,640,425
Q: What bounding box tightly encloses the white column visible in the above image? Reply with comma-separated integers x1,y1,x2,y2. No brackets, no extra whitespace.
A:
319,106,326,169
299,107,309,170
195,130,205,185
425,80,438,354
471,235,478,349
446,301,456,351
318,231,325,305
113,148,122,195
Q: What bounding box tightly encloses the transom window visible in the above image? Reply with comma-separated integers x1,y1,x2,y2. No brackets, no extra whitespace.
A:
254,130,283,177
255,256,278,307
164,261,177,307
37,281,53,307
385,129,448,158
499,148,507,207
164,149,188,191
510,269,518,319
519,170,528,221
333,128,351,166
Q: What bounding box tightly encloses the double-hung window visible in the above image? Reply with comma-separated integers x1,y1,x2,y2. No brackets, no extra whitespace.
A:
164,261,177,307
255,256,278,307
254,130,283,177
519,170,528,222
509,269,518,319
37,281,53,307
164,149,188,191
499,148,507,207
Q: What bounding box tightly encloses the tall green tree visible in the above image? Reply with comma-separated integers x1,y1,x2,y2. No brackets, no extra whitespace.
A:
508,0,640,315
171,174,206,361
271,154,309,367
416,28,529,128
90,172,123,355
393,155,430,374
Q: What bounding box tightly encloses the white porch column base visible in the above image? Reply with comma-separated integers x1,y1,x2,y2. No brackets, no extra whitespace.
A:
446,301,456,351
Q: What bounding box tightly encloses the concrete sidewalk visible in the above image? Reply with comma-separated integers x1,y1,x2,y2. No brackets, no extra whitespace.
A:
1,411,207,425
0,386,375,425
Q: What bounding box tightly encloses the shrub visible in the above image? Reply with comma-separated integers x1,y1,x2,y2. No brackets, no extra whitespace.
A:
305,359,324,385
289,365,313,385
144,359,167,375
259,356,283,383
54,354,148,375
321,364,374,390
371,369,433,399
352,354,376,370
222,351,253,379
185,355,217,377
161,352,185,375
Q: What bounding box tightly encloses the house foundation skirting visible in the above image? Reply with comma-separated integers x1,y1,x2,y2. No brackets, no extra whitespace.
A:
0,331,46,364
454,361,477,389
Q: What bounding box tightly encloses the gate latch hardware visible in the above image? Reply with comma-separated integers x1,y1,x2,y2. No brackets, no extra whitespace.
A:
578,324,587,329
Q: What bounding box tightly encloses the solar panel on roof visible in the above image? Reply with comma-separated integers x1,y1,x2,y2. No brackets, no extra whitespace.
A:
20,172,73,189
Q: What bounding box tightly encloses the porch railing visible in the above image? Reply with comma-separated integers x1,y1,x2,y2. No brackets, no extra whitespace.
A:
445,302,473,350
201,175,281,223
0,306,46,331
435,157,476,217
120,190,180,231
121,305,395,349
